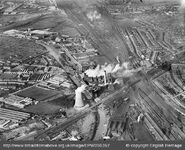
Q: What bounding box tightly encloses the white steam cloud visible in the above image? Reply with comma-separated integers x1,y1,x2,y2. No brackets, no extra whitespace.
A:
85,63,121,77
181,0,185,8
87,10,101,21
56,0,102,11
75,84,87,93
85,62,141,78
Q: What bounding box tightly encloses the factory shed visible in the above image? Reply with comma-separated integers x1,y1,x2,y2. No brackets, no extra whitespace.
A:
0,107,30,122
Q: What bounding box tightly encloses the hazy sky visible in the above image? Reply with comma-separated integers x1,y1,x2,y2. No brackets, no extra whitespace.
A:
142,0,178,2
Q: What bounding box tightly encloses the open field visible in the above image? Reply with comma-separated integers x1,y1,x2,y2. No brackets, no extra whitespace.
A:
0,35,46,61
0,10,79,37
25,102,61,115
48,95,75,109
25,95,75,114
16,86,59,101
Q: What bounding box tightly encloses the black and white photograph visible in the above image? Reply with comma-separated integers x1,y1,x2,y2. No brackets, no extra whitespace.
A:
0,0,185,149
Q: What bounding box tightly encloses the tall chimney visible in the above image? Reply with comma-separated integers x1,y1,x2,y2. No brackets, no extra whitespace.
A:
104,70,107,85
74,85,86,109
184,9,185,29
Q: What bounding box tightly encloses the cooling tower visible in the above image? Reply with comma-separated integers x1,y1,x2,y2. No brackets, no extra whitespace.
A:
74,85,87,109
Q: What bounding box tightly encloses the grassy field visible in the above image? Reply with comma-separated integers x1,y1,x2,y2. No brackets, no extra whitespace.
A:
29,12,80,37
0,35,46,61
0,11,79,37
25,95,75,114
48,95,75,109
25,102,61,115
16,86,59,101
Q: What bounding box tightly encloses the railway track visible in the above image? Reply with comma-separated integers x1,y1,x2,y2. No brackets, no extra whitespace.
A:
138,88,185,140
34,85,129,140
65,8,119,62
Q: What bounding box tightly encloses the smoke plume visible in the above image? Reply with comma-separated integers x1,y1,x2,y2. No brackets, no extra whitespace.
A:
75,84,87,93
84,62,141,78
56,0,103,11
180,0,185,8
86,10,101,21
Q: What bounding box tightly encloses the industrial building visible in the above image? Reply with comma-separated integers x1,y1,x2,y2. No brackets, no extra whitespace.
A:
0,94,33,108
0,107,30,122
46,75,65,86
73,51,98,62
83,63,122,86
0,119,11,129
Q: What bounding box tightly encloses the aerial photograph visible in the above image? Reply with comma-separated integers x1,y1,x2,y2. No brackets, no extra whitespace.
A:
1,0,185,143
